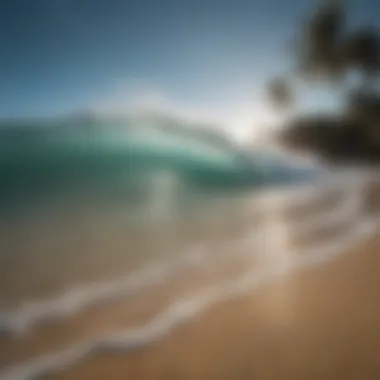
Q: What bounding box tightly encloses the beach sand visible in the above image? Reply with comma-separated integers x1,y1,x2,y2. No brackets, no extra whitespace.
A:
49,232,380,380
1,182,380,380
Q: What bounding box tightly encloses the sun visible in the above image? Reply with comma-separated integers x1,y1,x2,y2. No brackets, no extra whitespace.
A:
227,102,279,145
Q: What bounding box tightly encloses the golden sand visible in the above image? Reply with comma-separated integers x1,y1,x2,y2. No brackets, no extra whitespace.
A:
2,184,380,380
49,233,380,380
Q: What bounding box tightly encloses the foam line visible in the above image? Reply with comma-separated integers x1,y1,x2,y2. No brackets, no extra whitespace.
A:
0,175,372,334
1,216,376,380
256,175,363,216
0,227,265,335
291,183,364,235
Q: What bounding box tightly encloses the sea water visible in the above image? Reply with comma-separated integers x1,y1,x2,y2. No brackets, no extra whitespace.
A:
0,119,270,310
0,117,318,320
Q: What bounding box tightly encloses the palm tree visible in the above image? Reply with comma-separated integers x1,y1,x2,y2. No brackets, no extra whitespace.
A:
265,0,380,163
297,0,346,80
344,28,380,87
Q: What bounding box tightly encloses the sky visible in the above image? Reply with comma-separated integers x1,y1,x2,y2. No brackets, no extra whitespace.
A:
1,0,379,141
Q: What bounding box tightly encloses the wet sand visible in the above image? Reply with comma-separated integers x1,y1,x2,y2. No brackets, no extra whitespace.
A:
50,232,380,380
1,180,379,380
0,229,261,367
0,192,262,309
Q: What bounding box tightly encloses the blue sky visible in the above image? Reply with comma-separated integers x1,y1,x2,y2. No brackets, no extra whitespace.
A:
1,0,379,137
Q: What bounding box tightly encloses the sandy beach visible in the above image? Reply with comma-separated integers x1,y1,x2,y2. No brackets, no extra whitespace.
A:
49,232,380,380
1,179,379,380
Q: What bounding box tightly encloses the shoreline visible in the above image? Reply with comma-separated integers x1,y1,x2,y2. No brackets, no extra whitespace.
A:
1,175,379,380
50,231,380,380
0,220,376,380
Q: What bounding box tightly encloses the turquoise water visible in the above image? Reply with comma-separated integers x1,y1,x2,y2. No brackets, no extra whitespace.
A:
0,119,271,212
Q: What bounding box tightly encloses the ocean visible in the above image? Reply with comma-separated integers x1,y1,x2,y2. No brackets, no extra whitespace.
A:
0,117,328,380
0,117,314,309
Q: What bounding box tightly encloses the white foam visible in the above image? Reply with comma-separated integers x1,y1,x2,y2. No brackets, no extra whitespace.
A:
2,173,380,380
1,214,376,380
0,173,375,335
0,226,265,335
291,182,364,235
